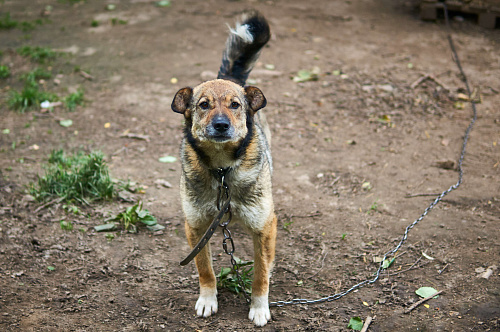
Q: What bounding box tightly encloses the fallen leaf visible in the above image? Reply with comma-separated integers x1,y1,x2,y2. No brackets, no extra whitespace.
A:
2,129,10,134
159,156,177,163
363,301,369,306
424,304,430,308
94,223,117,232
154,179,173,188
347,317,363,330
155,0,171,7
416,286,439,299
422,252,435,260
59,119,73,128
104,122,111,128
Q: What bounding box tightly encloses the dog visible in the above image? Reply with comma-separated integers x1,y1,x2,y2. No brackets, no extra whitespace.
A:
171,11,276,327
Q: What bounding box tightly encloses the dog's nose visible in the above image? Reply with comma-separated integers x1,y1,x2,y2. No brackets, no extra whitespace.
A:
212,115,230,133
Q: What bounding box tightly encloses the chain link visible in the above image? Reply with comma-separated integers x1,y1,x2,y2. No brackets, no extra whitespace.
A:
270,2,477,307
217,175,252,304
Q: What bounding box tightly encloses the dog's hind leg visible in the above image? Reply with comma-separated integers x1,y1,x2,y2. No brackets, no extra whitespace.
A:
249,213,277,326
185,221,218,317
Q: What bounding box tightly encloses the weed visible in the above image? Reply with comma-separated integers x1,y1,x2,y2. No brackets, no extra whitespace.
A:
64,88,84,111
21,68,52,81
105,201,161,233
216,258,253,296
341,233,347,240
17,46,57,63
0,13,18,29
63,204,80,215
8,79,58,112
282,220,293,232
20,21,35,32
60,220,73,230
0,65,10,78
91,20,99,27
30,149,115,203
368,200,380,214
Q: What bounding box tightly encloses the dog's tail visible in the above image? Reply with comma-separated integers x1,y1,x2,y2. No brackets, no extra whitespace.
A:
217,11,270,86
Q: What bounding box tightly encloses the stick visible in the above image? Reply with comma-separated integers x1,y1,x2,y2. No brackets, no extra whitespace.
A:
404,290,443,314
405,193,442,198
410,74,429,89
34,197,64,213
360,316,373,332
306,251,328,279
79,70,94,80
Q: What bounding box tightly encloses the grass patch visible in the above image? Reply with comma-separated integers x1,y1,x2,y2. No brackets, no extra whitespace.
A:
17,46,57,63
217,258,253,296
0,13,18,30
8,79,58,112
30,149,115,204
21,67,52,81
64,88,84,111
0,65,10,78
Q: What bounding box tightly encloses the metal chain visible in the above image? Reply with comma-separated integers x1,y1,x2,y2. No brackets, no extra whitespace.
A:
270,2,478,307
218,174,252,304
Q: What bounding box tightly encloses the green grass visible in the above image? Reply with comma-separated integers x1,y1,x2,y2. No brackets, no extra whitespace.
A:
0,65,10,79
21,68,52,81
217,258,253,296
17,46,57,63
7,79,58,112
30,149,115,204
0,13,18,30
64,88,84,111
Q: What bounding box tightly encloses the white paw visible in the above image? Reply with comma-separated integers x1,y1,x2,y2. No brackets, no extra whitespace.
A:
249,295,271,326
195,293,218,318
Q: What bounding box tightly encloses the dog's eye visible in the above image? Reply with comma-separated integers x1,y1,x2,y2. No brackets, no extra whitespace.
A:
230,101,240,109
199,101,209,110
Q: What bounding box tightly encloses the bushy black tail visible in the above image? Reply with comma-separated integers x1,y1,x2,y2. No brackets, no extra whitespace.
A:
217,11,270,86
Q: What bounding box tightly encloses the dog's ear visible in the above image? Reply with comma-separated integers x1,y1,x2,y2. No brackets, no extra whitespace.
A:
244,86,267,114
171,87,193,116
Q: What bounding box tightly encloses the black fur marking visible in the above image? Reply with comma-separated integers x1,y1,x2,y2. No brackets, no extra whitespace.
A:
234,111,255,159
184,119,209,165
218,12,271,86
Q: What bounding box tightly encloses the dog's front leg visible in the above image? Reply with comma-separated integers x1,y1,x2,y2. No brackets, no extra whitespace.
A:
249,213,277,326
185,221,218,318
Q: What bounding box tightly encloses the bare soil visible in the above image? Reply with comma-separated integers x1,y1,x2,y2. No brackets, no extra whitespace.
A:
1,0,499,331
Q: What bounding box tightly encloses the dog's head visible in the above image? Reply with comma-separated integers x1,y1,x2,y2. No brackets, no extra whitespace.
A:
171,79,266,144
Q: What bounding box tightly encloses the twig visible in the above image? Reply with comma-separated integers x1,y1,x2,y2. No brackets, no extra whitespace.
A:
79,70,94,80
287,211,322,219
388,259,429,277
34,197,64,213
405,192,442,198
410,73,451,91
360,316,373,332
306,251,328,279
438,263,449,275
404,290,443,314
119,133,150,142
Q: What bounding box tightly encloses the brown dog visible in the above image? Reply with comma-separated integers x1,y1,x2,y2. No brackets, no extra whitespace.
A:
171,11,276,326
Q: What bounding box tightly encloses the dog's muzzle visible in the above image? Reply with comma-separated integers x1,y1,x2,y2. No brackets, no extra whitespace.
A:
207,114,234,141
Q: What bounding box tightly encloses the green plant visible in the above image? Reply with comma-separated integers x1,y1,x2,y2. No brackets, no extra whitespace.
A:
91,20,99,27
0,13,18,29
367,200,380,214
17,46,57,63
60,220,73,230
0,65,10,78
8,79,58,112
105,201,162,233
21,67,52,81
64,88,84,111
216,258,253,296
30,149,115,203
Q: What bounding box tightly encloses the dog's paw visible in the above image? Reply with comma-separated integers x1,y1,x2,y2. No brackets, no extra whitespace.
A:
249,295,271,326
195,293,218,318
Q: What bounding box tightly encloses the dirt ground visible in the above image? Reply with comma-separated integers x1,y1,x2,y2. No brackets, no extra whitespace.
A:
1,0,499,331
